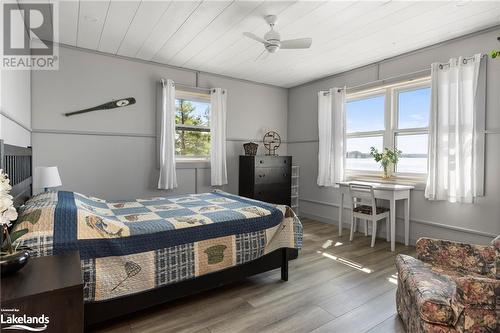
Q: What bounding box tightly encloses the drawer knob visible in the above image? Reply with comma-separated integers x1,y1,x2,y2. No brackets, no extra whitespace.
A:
259,160,263,164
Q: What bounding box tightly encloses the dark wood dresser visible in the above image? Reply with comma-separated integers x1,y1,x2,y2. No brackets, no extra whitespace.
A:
1,251,83,333
239,155,292,206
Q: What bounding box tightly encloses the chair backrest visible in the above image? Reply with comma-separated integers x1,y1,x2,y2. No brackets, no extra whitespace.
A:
348,184,376,214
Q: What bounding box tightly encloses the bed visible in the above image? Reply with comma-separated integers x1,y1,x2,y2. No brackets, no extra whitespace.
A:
1,141,303,327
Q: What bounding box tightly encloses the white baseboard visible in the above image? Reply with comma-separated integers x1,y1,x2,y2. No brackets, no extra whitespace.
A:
299,211,417,245
298,198,497,245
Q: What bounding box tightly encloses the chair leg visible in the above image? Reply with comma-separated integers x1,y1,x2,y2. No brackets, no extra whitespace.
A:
364,219,368,236
385,217,390,242
371,219,377,247
349,213,355,241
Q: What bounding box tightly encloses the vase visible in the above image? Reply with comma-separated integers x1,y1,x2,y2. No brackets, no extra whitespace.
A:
0,250,30,275
1,225,30,275
382,165,391,179
243,142,258,156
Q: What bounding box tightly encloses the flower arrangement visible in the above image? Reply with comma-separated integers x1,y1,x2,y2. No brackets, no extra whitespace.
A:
491,49,500,59
1,169,18,255
370,147,402,179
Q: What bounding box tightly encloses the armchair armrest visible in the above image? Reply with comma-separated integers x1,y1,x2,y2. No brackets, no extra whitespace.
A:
416,238,497,277
454,276,500,306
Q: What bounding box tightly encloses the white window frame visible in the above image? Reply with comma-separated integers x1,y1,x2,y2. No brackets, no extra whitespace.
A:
345,77,431,182
175,90,211,162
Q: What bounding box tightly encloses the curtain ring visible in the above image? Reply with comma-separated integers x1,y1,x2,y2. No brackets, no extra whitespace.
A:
439,64,443,69
462,58,467,65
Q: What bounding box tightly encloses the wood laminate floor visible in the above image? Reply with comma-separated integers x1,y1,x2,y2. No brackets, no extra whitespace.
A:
91,219,415,333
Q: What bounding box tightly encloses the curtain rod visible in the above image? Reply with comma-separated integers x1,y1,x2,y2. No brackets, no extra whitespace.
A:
438,54,486,69
160,80,226,94
321,53,486,95
160,79,211,92
321,68,430,95
175,82,211,92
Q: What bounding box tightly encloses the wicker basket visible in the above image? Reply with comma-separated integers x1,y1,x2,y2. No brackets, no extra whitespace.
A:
243,142,258,156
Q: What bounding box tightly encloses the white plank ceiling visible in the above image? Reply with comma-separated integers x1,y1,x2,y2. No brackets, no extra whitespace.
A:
49,0,500,87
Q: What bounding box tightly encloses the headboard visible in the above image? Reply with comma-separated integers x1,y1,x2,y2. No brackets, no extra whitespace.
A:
0,140,32,207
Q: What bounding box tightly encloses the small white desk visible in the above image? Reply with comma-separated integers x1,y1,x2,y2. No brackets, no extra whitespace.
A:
337,181,414,251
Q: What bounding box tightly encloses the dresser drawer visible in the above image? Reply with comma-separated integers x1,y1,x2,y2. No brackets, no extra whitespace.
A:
255,167,291,185
254,187,290,206
254,156,291,168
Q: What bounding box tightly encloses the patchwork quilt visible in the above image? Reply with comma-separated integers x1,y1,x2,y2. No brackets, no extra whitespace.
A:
12,191,302,302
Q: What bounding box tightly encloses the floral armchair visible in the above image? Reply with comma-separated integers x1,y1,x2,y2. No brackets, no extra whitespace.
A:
396,236,499,333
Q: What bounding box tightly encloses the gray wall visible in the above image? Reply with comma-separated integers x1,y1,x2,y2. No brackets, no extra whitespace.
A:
287,28,500,245
1,69,31,147
32,46,288,200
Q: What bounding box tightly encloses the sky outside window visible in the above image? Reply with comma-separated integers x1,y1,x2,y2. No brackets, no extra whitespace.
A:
398,87,430,129
346,95,385,133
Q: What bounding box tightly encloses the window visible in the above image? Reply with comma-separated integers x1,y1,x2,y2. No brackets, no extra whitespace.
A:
394,86,430,174
345,79,431,178
175,91,211,160
346,94,385,171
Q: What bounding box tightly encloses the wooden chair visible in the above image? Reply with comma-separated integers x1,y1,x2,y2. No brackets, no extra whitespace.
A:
348,184,390,247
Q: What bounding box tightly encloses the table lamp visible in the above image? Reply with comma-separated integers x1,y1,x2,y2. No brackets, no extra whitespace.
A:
35,166,62,192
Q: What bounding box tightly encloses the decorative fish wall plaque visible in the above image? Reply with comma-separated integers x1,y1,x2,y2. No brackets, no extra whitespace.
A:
64,97,136,117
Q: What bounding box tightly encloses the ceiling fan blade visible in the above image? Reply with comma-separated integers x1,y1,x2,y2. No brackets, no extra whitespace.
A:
255,49,271,61
243,32,268,45
254,49,267,61
280,38,312,49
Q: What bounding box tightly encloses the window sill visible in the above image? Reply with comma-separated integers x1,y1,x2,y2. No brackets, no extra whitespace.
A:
175,159,210,169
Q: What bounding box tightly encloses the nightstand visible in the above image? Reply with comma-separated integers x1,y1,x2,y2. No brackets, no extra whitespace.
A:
1,251,84,332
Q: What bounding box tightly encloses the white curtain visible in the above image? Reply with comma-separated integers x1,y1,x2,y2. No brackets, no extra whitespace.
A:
158,79,177,190
317,88,346,186
425,54,485,203
210,88,228,186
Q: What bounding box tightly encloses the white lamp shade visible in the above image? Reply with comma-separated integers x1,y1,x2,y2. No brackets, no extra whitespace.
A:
35,166,62,189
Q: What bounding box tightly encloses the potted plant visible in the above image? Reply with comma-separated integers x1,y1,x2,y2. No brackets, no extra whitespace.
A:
369,147,402,179
1,169,30,275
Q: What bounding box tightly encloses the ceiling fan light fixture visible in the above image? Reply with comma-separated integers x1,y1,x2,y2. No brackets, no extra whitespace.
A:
266,44,280,53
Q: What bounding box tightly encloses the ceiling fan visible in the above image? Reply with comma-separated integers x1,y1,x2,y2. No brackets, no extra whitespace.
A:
243,15,312,59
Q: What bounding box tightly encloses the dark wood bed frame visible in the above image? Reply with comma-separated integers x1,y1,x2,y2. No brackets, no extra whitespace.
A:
1,140,299,328
0,140,32,207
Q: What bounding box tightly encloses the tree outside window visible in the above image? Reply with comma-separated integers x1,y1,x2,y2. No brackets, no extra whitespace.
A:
175,93,211,159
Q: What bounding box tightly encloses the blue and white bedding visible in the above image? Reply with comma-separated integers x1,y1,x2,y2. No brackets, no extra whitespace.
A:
12,190,302,302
